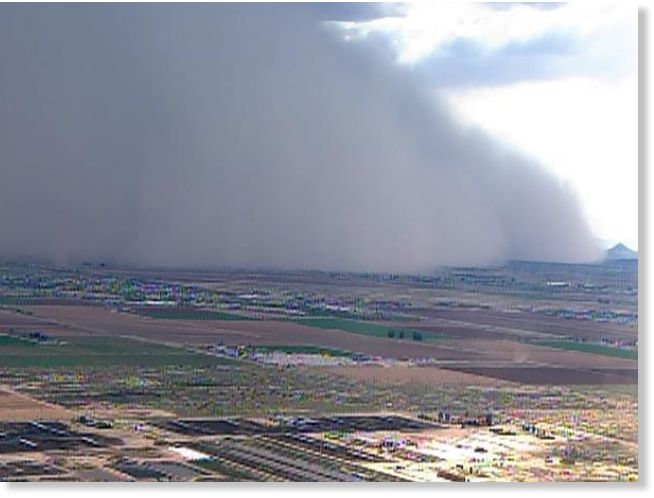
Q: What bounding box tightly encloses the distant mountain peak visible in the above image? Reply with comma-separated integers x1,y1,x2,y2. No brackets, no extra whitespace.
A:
606,243,638,260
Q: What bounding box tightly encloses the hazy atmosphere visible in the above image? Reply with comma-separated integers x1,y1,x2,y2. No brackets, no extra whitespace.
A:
0,3,608,272
0,3,640,485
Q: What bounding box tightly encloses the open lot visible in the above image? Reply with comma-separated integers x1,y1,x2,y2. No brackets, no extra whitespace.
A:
410,309,637,343
0,387,71,421
440,366,637,385
0,310,56,328
441,339,637,369
325,365,513,387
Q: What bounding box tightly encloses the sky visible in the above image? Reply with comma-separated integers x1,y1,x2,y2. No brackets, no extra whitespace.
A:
0,2,628,272
333,1,638,250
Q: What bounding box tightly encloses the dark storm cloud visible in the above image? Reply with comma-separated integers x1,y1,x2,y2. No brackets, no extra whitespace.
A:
297,2,404,22
0,3,601,272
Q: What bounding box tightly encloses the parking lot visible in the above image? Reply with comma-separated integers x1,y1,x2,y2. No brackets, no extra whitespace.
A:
0,421,121,454
155,415,439,437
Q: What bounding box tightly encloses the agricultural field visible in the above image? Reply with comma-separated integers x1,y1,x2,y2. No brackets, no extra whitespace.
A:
411,308,637,343
0,333,232,368
15,305,483,361
0,260,638,481
133,307,249,321
290,317,448,342
325,365,513,387
535,340,638,360
439,366,637,385
12,303,636,386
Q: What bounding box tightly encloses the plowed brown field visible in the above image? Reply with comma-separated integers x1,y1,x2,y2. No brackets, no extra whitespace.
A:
325,365,513,387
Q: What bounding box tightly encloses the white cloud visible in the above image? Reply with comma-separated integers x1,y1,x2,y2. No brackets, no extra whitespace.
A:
332,1,639,249
443,75,638,249
334,2,636,69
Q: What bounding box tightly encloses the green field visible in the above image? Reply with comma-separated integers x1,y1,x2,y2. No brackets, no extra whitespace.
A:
136,308,249,321
0,334,38,347
0,296,33,305
538,340,638,360
290,317,448,342
0,334,237,368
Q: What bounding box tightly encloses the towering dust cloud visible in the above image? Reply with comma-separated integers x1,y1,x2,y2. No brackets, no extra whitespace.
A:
0,4,602,272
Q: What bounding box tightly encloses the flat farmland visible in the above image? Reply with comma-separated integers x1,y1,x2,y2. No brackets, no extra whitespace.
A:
22,306,482,361
133,307,248,321
16,306,638,385
402,324,523,341
0,386,71,421
0,333,236,368
442,339,638,369
440,366,637,385
290,317,448,341
536,340,637,360
325,365,513,387
411,309,637,342
23,305,262,343
0,310,57,328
